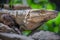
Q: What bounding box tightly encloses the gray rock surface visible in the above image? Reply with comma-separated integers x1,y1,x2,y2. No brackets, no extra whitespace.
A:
30,31,60,40
0,31,60,40
0,33,34,40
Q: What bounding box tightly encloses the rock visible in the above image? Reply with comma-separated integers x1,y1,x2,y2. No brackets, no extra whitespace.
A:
0,33,34,40
0,23,12,33
1,14,15,26
30,31,60,40
0,23,21,34
4,4,10,9
1,13,21,34
3,4,31,10
13,4,31,10
0,12,8,22
0,31,60,40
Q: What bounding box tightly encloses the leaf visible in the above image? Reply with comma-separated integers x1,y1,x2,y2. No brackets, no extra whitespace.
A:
54,26,59,33
22,30,31,36
54,13,60,26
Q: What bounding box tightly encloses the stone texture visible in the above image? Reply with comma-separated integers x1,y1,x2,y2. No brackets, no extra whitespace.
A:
30,31,60,40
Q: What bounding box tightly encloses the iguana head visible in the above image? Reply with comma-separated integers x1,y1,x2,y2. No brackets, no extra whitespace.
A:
23,9,58,30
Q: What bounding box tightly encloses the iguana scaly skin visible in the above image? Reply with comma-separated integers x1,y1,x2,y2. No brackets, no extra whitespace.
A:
0,9,58,30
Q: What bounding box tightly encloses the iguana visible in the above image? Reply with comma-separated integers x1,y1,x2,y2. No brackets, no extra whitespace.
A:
0,9,58,30
0,9,59,40
0,9,58,35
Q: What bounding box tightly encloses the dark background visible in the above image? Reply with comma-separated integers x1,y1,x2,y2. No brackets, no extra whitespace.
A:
0,0,10,8
0,0,10,4
49,0,60,11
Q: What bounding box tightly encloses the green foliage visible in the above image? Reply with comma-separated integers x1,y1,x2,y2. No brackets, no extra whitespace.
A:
54,13,60,26
22,30,31,36
9,0,22,5
46,3,56,10
27,0,56,10
54,26,59,33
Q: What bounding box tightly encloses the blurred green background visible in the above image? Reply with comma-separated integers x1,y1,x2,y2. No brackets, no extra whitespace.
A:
9,0,56,10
